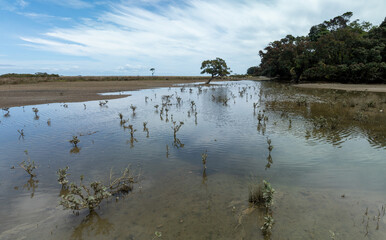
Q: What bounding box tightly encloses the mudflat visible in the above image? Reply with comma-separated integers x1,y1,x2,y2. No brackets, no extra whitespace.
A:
295,83,386,93
0,79,209,108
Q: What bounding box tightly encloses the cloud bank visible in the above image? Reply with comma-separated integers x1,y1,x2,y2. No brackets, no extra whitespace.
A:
13,0,386,75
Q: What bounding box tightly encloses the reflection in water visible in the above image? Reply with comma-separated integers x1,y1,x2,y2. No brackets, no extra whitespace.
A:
0,81,386,239
70,147,81,154
23,177,39,198
71,211,114,240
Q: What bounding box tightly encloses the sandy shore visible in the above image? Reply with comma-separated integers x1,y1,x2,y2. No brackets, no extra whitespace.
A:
295,83,386,93
0,79,211,108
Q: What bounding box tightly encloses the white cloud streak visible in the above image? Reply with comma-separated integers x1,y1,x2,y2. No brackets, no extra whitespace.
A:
20,0,386,75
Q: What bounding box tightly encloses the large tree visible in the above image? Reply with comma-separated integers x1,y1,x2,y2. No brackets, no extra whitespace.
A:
254,12,386,83
200,58,231,84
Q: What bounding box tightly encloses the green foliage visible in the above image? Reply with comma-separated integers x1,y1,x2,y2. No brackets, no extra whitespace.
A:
200,58,231,83
57,166,70,186
261,215,275,236
247,66,261,76
256,13,386,83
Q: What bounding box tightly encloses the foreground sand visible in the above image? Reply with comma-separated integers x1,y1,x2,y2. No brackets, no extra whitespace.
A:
295,83,386,93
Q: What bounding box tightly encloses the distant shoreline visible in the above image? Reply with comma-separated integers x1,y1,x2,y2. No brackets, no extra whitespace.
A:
0,76,260,108
295,83,386,93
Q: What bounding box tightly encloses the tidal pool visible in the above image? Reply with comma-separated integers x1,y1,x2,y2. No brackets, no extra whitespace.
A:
0,80,385,239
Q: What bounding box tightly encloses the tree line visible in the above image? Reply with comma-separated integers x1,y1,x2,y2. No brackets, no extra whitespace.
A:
248,12,386,83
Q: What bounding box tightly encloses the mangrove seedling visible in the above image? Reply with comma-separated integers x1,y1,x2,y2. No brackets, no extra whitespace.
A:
143,122,149,137
57,166,70,187
17,129,25,138
69,136,80,147
47,118,51,126
118,113,123,121
172,121,184,139
99,100,108,106
257,112,263,124
32,107,39,116
261,215,274,237
166,144,169,158
2,107,10,117
201,151,208,169
128,125,136,138
267,138,273,152
130,105,137,115
19,151,37,177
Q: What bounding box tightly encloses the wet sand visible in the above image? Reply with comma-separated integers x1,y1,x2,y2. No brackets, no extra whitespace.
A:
295,83,386,93
0,79,211,108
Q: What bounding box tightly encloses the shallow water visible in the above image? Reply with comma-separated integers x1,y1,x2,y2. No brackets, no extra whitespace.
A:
0,80,385,239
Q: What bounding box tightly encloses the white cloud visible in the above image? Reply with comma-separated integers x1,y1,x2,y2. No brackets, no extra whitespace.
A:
19,0,386,75
17,0,28,8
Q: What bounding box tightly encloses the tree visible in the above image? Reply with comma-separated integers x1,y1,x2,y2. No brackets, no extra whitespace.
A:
200,58,231,84
150,68,155,76
247,66,261,76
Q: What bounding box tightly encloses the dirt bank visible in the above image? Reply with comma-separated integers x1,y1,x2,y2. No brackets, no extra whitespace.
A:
295,83,386,93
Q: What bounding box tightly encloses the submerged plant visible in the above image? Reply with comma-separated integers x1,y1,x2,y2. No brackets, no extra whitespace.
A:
69,136,80,147
143,122,149,137
19,150,37,177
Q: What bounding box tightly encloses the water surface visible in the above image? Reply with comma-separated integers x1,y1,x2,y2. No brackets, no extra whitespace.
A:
0,80,385,239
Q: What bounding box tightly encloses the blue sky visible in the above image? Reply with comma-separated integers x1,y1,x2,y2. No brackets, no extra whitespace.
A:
0,0,385,76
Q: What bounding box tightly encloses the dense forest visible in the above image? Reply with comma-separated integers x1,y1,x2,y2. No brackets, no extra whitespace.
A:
248,12,386,83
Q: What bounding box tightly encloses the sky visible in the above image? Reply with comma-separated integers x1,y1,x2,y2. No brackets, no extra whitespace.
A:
0,0,385,76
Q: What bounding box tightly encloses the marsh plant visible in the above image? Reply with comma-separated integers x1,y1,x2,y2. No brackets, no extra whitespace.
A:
172,121,184,139
261,215,274,237
267,138,273,152
99,100,108,106
32,107,39,120
57,165,137,211
69,136,80,147
2,107,10,117
57,166,70,187
128,125,136,138
257,112,263,124
143,122,149,138
17,129,25,138
130,105,137,115
249,180,275,208
201,151,208,169
19,150,37,177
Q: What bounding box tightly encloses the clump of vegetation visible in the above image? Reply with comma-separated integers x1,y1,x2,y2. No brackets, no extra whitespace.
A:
119,113,123,121
69,136,80,147
19,150,37,177
57,165,137,211
249,180,275,208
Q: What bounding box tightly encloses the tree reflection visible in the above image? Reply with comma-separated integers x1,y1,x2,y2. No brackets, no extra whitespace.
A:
71,211,114,240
